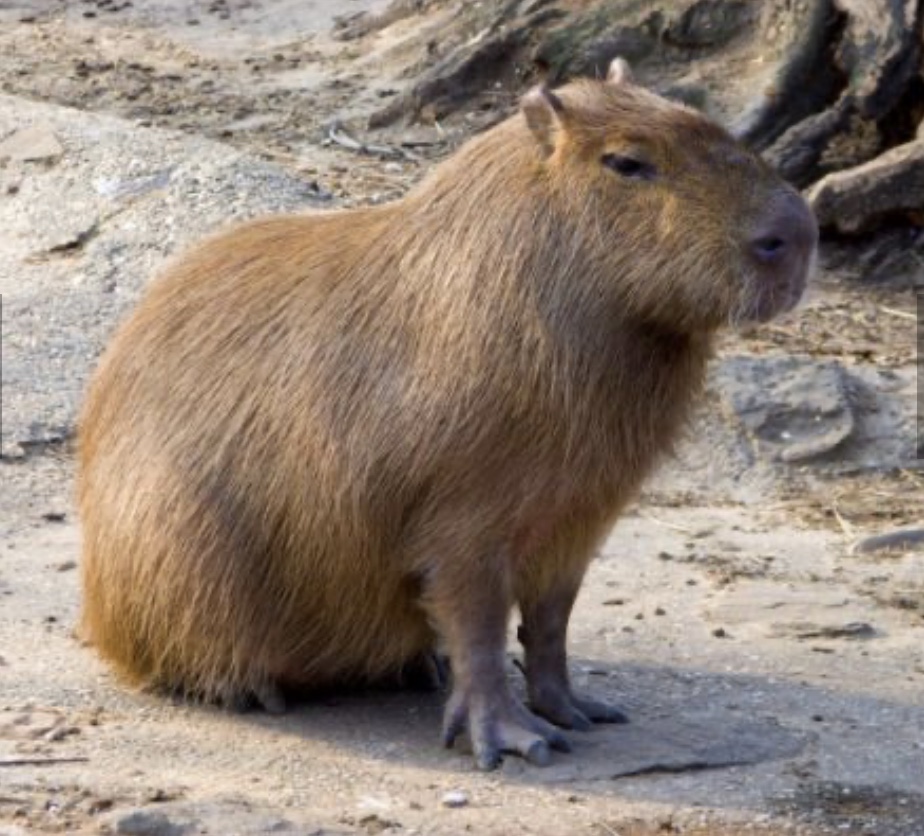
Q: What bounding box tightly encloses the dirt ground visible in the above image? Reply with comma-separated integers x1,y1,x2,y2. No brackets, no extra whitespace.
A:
1,2,923,835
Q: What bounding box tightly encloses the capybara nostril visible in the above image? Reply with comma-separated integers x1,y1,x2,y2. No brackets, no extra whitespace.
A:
751,235,786,263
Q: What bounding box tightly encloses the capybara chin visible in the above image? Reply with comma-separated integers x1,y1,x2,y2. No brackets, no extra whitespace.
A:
77,58,817,770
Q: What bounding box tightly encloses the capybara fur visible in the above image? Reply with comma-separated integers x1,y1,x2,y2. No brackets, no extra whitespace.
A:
78,59,817,769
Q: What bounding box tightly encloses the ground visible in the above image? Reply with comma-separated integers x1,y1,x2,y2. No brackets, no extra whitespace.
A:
1,2,922,835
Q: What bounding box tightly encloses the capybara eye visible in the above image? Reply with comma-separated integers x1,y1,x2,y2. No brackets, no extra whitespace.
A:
601,153,656,180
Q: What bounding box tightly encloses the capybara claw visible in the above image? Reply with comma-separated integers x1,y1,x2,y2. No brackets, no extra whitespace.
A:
573,696,628,725
530,681,628,730
475,747,502,772
524,740,551,767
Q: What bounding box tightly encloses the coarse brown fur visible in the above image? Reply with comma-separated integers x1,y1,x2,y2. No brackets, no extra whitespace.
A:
77,65,816,766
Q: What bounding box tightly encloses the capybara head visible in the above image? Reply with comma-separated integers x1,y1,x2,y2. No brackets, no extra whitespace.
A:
520,59,818,332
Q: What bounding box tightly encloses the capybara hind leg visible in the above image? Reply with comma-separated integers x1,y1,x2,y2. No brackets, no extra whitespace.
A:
421,548,570,770
518,579,627,730
254,681,287,714
396,651,450,692
221,681,286,715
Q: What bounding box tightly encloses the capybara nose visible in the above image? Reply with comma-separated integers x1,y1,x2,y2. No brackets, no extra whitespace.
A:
749,190,818,269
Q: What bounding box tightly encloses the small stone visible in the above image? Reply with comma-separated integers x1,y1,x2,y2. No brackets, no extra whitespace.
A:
0,124,64,162
56,560,77,573
441,790,469,808
713,627,728,638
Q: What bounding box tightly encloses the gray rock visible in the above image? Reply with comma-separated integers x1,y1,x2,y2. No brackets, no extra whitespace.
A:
770,621,878,640
524,711,806,784
715,356,854,463
105,802,309,835
852,528,924,555
113,810,187,836
807,138,924,233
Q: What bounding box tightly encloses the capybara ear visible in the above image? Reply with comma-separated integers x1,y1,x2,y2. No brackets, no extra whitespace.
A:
607,57,634,86
521,85,566,157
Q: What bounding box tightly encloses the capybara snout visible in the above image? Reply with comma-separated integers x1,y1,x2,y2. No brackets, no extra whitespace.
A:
744,187,818,320
78,58,815,770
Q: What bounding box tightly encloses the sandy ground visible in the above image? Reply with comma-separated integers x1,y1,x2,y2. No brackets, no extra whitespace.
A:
1,2,923,835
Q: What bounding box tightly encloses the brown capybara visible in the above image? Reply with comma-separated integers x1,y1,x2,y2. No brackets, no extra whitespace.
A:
77,58,817,770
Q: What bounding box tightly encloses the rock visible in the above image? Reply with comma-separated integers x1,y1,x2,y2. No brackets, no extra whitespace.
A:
30,218,100,259
440,790,469,808
94,169,173,202
772,621,878,640
525,712,806,784
358,813,400,834
0,123,64,162
852,528,924,555
0,94,325,459
112,810,186,836
104,802,303,835
715,357,854,464
807,138,924,233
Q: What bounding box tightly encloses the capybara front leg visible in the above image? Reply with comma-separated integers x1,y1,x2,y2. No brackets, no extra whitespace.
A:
519,580,627,730
422,552,570,770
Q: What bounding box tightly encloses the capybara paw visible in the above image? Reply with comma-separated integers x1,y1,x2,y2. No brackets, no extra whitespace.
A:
530,685,627,730
441,689,571,771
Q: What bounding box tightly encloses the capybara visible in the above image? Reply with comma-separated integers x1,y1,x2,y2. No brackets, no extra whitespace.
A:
78,59,817,770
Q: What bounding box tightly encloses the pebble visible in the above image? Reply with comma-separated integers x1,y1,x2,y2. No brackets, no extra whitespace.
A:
441,790,469,808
